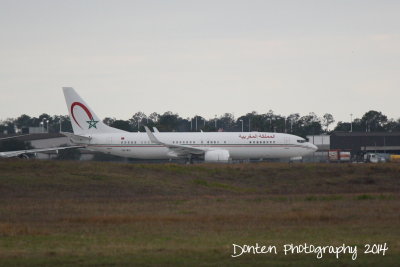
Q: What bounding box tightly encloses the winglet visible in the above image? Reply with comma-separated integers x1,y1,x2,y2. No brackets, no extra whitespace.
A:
153,127,160,133
144,126,162,144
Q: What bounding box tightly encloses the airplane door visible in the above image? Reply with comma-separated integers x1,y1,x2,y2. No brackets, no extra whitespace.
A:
283,136,290,152
106,137,113,153
107,136,112,145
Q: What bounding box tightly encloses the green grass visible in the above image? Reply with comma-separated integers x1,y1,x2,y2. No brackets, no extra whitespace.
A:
0,160,399,266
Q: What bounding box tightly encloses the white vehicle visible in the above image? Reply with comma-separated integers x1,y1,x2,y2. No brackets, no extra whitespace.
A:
364,153,386,163
62,87,317,162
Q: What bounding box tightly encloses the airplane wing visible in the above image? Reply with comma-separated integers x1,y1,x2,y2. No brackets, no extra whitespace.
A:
0,134,32,141
144,126,206,157
0,145,84,158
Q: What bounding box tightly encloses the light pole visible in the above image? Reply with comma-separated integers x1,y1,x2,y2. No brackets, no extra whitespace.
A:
138,119,140,131
269,118,272,131
214,115,217,129
350,113,353,132
239,119,243,132
248,118,251,132
283,117,287,133
40,120,44,133
290,119,293,133
195,117,198,131
46,120,49,133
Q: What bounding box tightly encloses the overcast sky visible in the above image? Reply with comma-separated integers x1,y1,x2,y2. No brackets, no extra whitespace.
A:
0,0,399,124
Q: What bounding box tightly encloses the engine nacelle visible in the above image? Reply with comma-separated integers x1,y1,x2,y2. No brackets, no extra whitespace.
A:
204,150,230,163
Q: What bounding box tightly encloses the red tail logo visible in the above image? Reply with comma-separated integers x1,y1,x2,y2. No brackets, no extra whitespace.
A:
71,102,98,129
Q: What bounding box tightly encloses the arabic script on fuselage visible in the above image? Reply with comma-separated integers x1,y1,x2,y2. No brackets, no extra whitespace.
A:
238,134,276,139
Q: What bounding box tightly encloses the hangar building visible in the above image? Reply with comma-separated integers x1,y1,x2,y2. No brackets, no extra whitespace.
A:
330,132,400,158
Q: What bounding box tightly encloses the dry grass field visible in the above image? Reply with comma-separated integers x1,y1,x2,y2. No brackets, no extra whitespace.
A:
0,160,399,266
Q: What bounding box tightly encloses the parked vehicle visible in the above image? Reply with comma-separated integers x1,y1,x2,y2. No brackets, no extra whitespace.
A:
329,150,351,162
364,153,386,163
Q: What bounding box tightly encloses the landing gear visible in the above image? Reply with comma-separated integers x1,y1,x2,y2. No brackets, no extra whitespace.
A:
185,155,193,165
17,153,32,159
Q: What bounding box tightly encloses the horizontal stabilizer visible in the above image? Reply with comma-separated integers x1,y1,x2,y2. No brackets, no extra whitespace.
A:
61,132,91,144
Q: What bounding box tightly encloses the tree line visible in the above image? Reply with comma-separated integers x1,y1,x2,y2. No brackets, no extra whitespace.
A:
1,110,399,138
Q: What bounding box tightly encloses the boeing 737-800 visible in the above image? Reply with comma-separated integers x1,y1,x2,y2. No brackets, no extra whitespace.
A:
61,87,317,162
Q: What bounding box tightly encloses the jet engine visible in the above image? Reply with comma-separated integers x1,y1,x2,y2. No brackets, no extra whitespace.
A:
204,150,230,163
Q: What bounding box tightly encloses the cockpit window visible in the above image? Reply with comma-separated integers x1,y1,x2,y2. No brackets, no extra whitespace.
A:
297,139,307,143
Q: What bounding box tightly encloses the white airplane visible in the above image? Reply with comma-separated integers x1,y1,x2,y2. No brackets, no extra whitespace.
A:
0,134,32,140
0,129,80,159
0,146,82,159
61,87,317,162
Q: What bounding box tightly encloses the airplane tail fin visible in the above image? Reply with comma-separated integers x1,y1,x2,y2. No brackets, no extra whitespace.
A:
62,87,126,135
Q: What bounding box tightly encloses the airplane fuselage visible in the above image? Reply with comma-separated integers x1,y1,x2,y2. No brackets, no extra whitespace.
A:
81,131,316,160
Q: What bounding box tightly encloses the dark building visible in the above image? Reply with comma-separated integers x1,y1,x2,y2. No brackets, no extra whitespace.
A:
330,132,400,157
